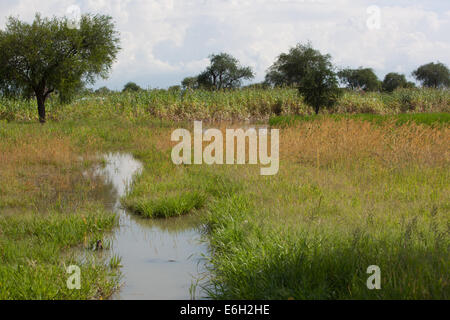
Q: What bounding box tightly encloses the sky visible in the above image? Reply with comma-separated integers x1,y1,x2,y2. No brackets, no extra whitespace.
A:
1,0,449,90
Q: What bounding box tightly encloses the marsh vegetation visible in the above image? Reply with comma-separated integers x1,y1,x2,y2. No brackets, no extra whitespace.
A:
0,92,448,299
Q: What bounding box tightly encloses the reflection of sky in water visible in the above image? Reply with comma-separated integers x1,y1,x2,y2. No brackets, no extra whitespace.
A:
93,153,209,300
95,153,143,199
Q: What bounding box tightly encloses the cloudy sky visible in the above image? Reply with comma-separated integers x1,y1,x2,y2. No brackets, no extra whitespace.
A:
1,0,449,90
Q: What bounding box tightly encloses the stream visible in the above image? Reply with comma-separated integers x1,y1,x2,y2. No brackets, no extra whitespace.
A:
92,153,208,300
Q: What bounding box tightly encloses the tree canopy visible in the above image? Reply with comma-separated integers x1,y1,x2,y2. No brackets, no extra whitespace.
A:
264,43,340,114
181,76,199,90
412,62,450,88
265,43,328,87
0,13,120,122
122,82,141,92
95,86,113,95
196,53,254,90
382,72,415,92
337,67,380,91
298,53,341,114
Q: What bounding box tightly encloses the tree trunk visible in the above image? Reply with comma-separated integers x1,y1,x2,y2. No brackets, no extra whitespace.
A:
36,94,46,123
314,105,320,115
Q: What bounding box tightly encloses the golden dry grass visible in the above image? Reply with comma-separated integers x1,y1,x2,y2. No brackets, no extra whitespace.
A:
280,119,450,168
197,119,449,299
0,129,105,212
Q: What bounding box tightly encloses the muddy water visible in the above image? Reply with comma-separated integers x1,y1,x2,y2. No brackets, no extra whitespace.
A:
93,153,208,300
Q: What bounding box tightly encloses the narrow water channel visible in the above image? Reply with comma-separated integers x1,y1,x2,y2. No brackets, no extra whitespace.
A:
93,153,208,300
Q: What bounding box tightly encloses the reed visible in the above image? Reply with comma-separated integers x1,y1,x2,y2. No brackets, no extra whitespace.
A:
1,87,448,123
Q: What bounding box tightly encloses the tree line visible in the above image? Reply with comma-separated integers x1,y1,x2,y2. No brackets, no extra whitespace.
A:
181,44,449,93
178,43,449,114
0,14,449,121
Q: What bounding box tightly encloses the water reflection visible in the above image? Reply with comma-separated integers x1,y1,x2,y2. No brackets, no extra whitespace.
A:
92,153,208,300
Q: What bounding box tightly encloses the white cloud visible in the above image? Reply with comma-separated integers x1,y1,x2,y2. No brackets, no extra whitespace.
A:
0,0,449,89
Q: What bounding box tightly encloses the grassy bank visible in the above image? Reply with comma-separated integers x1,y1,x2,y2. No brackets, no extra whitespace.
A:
0,122,131,299
0,211,118,299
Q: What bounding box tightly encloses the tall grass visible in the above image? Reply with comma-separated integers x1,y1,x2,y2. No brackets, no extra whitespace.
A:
336,88,449,114
199,119,449,299
270,113,450,127
278,119,449,167
0,211,119,299
1,87,449,123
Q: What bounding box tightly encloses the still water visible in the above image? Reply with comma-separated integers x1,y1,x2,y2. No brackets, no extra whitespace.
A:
92,153,208,300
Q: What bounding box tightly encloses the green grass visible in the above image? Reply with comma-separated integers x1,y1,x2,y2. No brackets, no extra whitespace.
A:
125,191,206,218
0,210,119,299
202,187,449,299
121,145,242,219
270,112,450,127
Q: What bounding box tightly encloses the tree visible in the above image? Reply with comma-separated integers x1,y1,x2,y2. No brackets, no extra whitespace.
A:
265,43,341,114
298,52,341,115
337,67,380,91
95,86,112,95
264,69,288,87
265,42,331,88
181,76,198,90
168,85,181,92
243,82,270,89
382,72,415,92
197,53,254,90
0,13,120,123
59,80,87,104
122,82,141,92
412,62,450,88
